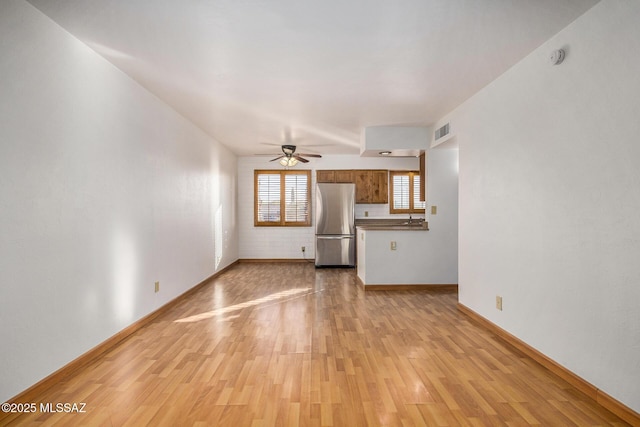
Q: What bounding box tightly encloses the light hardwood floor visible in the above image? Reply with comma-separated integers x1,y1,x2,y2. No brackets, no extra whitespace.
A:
3,263,630,426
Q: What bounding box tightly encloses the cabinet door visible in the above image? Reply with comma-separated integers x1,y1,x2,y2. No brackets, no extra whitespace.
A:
370,170,388,204
354,170,371,203
316,170,336,183
335,170,354,183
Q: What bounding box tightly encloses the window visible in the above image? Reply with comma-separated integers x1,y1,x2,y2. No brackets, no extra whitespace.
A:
389,171,425,214
254,170,311,226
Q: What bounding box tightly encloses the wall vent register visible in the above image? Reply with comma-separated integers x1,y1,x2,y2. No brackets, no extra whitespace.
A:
434,123,450,140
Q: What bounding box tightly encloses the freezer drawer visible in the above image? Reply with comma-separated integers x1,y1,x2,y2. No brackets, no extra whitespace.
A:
315,235,355,267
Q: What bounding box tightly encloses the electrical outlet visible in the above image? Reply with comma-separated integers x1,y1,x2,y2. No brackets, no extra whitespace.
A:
155,281,160,293
431,206,437,215
365,211,369,217
390,241,397,250
301,246,306,253
496,296,502,311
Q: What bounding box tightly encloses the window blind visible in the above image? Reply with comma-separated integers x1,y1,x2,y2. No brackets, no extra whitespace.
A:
257,173,281,223
413,175,426,210
284,173,309,223
254,170,311,226
390,171,425,214
392,174,410,210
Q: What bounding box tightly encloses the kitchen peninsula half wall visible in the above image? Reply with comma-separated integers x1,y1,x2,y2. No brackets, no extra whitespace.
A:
356,221,457,290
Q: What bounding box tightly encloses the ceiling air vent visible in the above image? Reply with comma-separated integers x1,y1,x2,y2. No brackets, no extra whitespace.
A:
434,123,450,141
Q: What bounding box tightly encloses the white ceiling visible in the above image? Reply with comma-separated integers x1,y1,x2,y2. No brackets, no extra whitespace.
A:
26,0,598,156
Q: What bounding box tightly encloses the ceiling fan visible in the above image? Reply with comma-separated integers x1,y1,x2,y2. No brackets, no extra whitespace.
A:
269,144,322,167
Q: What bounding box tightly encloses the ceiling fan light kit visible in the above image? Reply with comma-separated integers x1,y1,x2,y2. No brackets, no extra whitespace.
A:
279,157,298,167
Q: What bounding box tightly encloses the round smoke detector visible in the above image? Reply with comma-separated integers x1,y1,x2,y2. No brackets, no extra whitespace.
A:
550,49,565,65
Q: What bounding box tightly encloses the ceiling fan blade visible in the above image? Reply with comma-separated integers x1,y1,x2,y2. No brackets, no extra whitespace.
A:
293,155,309,163
269,155,285,162
297,153,322,158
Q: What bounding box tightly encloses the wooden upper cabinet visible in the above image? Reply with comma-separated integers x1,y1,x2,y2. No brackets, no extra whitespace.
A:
318,169,387,203
354,170,371,203
334,170,354,183
354,169,388,204
370,170,388,203
316,170,336,183
317,170,355,184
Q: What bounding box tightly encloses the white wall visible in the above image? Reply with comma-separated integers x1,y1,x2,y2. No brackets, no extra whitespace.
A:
439,0,640,412
425,147,459,280
0,0,238,402
238,155,425,259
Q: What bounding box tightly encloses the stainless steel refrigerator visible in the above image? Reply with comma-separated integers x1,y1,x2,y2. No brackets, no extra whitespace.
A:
315,183,356,267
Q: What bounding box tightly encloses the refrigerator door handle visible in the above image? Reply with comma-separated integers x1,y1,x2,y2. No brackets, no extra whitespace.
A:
317,236,353,240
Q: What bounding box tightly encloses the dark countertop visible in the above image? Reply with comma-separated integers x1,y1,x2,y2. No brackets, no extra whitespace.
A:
355,218,429,231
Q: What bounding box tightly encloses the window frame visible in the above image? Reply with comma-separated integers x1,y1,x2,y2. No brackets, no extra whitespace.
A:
254,169,312,227
389,170,426,214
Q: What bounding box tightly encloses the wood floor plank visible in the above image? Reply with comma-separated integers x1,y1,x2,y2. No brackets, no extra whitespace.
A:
2,262,632,426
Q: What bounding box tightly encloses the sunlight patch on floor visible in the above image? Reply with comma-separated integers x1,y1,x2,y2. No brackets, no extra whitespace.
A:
174,287,312,323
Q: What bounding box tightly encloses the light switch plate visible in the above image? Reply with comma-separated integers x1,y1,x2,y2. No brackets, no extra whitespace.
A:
431,206,437,215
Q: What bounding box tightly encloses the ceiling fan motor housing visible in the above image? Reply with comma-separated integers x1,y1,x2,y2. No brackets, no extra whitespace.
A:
282,145,296,155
